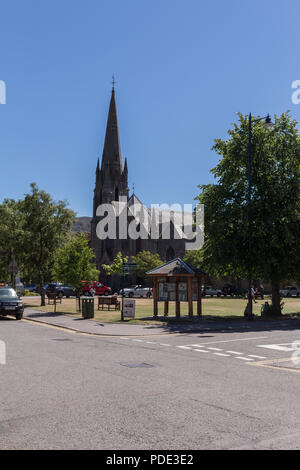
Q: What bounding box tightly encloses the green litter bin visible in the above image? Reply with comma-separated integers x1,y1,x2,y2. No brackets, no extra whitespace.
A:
81,296,94,319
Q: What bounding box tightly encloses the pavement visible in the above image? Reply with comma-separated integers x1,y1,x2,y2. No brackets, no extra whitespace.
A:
23,307,300,336
1,314,300,449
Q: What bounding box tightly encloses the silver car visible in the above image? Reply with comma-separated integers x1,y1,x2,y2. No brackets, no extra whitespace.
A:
279,286,300,297
202,285,222,297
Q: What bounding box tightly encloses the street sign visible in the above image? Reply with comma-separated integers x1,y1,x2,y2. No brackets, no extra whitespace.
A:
122,262,137,273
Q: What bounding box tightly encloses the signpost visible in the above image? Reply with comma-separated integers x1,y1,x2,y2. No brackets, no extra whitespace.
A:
123,299,136,319
121,261,137,321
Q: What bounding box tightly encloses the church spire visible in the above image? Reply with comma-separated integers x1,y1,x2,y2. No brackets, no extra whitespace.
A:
101,84,122,171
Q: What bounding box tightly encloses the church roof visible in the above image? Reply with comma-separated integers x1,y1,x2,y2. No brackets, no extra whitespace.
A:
101,89,122,171
128,193,151,217
146,257,205,276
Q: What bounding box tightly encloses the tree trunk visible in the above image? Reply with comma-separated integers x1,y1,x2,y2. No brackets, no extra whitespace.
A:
39,272,45,307
271,275,281,316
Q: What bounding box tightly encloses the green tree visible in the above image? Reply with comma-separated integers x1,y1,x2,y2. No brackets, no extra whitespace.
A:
53,233,99,294
183,250,204,271
131,250,163,281
21,183,75,306
101,251,128,275
0,199,24,284
198,112,300,316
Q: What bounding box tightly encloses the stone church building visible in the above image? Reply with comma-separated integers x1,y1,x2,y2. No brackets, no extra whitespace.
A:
91,87,186,272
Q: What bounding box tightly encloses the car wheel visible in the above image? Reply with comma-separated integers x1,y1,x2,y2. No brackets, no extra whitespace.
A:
104,291,109,296
129,293,134,298
16,311,23,320
147,292,151,298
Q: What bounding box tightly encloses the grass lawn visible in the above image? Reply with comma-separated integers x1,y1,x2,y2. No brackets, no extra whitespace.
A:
23,295,300,324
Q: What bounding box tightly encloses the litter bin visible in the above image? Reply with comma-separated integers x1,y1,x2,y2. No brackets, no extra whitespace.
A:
81,296,94,319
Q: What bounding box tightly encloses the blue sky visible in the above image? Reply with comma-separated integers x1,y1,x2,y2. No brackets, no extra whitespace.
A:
0,0,300,216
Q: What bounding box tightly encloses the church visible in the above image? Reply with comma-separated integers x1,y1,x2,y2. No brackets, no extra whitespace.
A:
91,85,186,272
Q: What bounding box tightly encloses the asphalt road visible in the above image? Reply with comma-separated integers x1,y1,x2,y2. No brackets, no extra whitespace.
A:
1,317,300,450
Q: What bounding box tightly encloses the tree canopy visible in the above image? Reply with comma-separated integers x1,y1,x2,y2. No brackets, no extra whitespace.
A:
53,233,99,293
197,112,300,315
132,250,163,281
101,251,128,276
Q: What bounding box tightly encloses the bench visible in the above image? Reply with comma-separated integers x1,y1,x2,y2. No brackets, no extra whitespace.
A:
97,296,120,311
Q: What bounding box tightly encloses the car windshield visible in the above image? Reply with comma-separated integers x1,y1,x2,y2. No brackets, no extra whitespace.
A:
0,288,18,298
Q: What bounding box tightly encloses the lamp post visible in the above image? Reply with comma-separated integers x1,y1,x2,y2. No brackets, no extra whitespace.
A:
247,113,273,319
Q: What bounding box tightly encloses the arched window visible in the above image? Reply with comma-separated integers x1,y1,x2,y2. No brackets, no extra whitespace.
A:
166,246,175,262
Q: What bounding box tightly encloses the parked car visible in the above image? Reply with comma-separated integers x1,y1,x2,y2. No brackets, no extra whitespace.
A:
279,286,300,297
0,287,24,320
45,283,77,298
57,285,76,298
119,285,152,298
24,284,38,293
81,281,111,296
202,285,222,297
222,284,238,296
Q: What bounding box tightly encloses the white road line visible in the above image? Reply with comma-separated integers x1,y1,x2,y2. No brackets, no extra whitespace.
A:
214,353,230,357
160,343,171,347
120,337,130,340
194,349,210,353
226,351,243,355
248,355,266,359
257,343,298,352
146,341,156,344
133,339,143,342
189,344,205,348
207,347,223,351
236,357,254,361
177,346,192,350
195,336,267,345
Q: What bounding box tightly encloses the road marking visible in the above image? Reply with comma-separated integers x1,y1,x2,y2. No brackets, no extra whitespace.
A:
236,357,254,361
159,343,171,347
192,336,267,345
177,346,192,350
257,343,299,352
194,349,209,353
226,351,243,355
207,347,223,351
214,353,230,357
248,355,266,359
132,339,143,342
189,344,205,348
146,341,156,344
